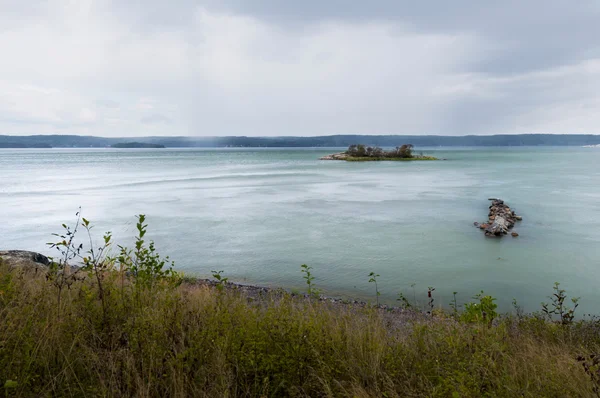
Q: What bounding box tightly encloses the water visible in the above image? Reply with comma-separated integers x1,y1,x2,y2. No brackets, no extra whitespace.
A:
1,147,599,313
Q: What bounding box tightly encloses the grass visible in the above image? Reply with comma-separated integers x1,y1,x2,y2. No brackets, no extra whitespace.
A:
344,156,438,161
0,214,597,397
1,261,600,397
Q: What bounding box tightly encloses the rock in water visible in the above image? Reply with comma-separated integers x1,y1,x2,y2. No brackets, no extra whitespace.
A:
486,216,509,236
475,199,521,237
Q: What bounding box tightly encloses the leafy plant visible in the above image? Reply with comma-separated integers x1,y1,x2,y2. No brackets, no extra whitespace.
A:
461,291,498,323
78,217,114,326
396,291,412,309
542,282,580,325
301,264,320,298
211,270,229,292
117,214,179,291
368,272,381,306
46,209,85,318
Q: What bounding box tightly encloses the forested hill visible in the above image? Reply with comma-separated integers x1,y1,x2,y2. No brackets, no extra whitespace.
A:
1,134,600,148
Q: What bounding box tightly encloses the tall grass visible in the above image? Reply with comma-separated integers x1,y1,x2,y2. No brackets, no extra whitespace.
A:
1,215,599,397
1,261,600,397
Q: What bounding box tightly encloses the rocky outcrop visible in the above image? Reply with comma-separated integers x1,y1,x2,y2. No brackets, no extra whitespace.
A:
0,250,50,269
320,152,348,160
475,199,522,237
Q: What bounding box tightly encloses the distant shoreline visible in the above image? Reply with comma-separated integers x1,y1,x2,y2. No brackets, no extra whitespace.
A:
3,133,600,148
111,142,165,149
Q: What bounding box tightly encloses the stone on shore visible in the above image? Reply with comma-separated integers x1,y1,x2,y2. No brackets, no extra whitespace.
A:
0,250,50,269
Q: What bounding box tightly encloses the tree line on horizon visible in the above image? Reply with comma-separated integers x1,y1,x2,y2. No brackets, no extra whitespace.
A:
1,133,600,148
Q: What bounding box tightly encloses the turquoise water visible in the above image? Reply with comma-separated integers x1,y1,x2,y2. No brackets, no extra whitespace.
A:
1,147,599,313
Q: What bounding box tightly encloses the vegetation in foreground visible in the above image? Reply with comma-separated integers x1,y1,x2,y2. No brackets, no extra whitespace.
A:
1,214,599,397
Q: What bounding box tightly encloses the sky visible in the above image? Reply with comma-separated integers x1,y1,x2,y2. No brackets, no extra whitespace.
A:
1,0,599,137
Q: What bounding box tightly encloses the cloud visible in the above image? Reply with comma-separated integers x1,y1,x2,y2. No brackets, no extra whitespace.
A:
0,0,599,136
141,114,173,125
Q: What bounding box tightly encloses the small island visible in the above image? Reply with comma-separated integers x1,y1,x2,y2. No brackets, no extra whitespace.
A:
111,142,165,149
320,144,438,161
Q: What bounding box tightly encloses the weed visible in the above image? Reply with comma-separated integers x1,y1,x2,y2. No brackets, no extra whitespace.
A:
396,291,412,309
117,215,180,291
542,282,580,325
461,291,498,323
46,209,85,318
427,286,435,313
449,291,459,316
79,217,114,326
512,298,524,320
368,272,380,306
300,264,320,298
211,270,229,291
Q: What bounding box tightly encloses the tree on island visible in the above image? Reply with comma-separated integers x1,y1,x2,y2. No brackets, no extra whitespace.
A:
345,144,414,159
397,144,413,158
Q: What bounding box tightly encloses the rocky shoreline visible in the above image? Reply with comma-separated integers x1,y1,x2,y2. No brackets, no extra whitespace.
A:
0,250,424,317
320,152,349,160
474,198,522,237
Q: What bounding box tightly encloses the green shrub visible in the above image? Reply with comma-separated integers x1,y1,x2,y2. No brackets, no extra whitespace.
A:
461,291,498,323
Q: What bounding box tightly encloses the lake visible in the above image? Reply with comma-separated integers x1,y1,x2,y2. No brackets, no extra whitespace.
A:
1,147,599,313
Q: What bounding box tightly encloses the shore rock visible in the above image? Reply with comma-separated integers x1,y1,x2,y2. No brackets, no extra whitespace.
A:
511,232,519,237
320,152,348,160
475,199,522,237
0,250,50,269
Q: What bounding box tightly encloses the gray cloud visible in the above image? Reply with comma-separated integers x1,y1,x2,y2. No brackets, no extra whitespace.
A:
0,0,599,136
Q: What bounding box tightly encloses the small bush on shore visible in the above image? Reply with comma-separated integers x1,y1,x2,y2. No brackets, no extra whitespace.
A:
1,216,599,397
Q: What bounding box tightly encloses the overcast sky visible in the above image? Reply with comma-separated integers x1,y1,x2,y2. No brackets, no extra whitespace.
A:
1,0,599,137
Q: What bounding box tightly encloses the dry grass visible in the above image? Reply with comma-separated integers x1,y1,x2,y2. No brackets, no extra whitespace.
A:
1,262,599,397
